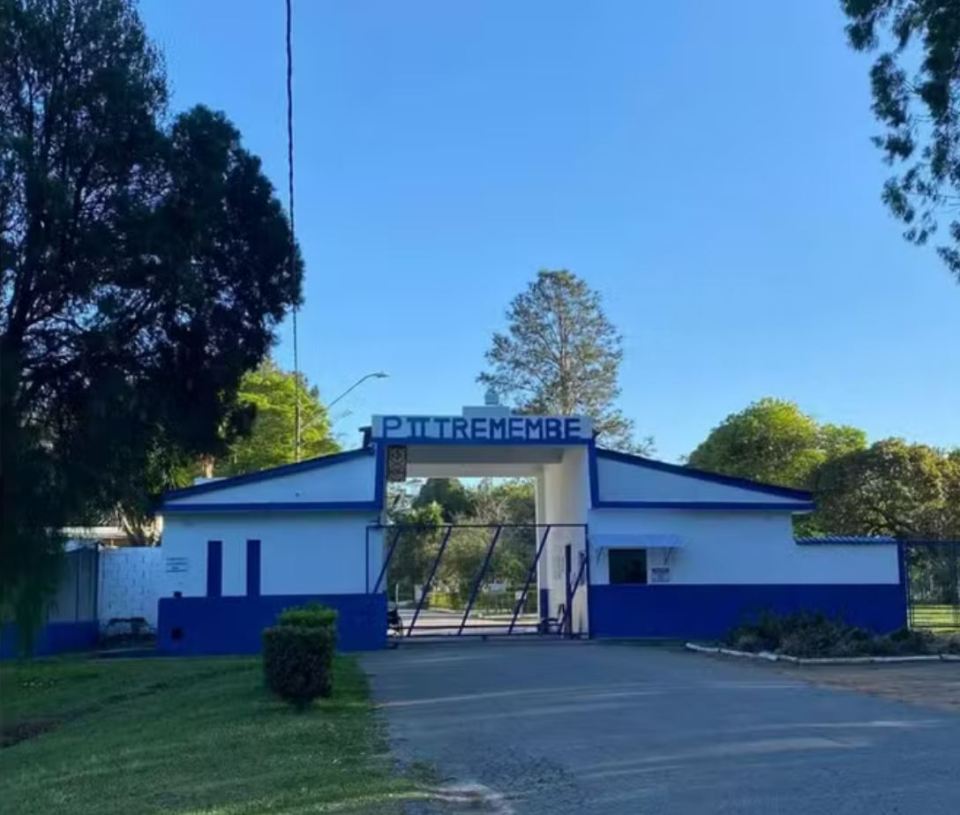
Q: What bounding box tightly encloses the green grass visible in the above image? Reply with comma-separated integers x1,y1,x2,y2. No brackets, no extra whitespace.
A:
910,604,960,633
0,655,422,814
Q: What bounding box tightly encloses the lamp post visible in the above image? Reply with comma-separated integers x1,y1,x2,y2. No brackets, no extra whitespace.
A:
296,371,388,460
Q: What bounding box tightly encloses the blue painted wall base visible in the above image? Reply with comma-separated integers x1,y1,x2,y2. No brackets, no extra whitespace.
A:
589,584,907,639
157,594,387,655
1,621,100,659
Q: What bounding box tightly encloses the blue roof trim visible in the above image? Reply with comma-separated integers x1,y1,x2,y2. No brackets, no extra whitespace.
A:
595,500,816,511
161,501,380,514
595,448,813,502
796,536,897,545
162,447,375,501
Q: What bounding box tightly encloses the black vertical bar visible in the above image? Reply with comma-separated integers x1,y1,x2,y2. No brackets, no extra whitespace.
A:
563,545,572,637
373,526,403,594
458,527,502,635
509,526,551,634
406,525,453,637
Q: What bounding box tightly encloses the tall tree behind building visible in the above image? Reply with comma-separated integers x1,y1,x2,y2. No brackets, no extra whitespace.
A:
478,270,649,451
217,359,339,477
841,0,960,280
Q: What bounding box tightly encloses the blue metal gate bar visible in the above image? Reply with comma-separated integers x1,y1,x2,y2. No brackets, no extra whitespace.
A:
508,525,552,635
561,552,588,637
457,526,503,635
373,526,404,594
406,525,454,637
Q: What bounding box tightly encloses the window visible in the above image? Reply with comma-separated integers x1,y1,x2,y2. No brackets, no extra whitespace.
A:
609,548,648,585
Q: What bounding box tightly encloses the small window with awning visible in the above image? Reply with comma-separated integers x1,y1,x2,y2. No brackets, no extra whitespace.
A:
609,548,648,585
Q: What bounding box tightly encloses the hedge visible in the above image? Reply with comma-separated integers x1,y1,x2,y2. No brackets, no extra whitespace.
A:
277,603,338,629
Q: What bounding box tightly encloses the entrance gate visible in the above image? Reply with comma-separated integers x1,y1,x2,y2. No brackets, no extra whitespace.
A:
367,523,589,639
903,540,960,633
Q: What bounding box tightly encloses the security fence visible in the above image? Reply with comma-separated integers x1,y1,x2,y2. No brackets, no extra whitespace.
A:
903,541,960,633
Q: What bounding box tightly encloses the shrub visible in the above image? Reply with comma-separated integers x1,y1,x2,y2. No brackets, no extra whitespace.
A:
263,603,338,709
723,611,955,658
263,624,336,709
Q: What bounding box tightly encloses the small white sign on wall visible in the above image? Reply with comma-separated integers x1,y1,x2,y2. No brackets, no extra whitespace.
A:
165,556,189,573
650,566,671,583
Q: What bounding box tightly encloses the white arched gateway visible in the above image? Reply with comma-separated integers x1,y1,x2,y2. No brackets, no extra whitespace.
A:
157,404,905,654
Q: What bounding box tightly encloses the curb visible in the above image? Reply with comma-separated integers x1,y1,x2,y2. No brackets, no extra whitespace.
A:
685,642,960,665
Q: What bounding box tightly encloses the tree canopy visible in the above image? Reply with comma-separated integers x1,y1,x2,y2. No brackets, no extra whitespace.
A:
842,0,960,279
688,397,960,539
478,269,649,451
814,439,960,538
687,398,866,489
216,359,339,477
0,0,301,631
412,478,476,522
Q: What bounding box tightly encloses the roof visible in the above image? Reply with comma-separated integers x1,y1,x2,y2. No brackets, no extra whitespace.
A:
595,448,814,502
161,447,375,502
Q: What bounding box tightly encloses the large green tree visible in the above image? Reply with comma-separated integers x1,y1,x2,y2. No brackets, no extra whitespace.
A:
478,270,650,452
687,398,866,489
0,0,301,632
411,478,476,522
216,359,338,477
815,438,960,537
842,0,960,279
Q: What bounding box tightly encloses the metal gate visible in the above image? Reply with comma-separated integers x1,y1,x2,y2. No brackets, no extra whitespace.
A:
903,540,960,632
366,523,589,639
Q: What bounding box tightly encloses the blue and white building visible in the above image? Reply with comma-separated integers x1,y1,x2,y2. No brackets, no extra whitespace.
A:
155,403,906,653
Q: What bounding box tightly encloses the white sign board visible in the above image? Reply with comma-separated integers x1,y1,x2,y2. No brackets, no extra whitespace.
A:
650,566,671,584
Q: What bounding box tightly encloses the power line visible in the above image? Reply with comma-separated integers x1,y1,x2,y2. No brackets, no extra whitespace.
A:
285,0,301,462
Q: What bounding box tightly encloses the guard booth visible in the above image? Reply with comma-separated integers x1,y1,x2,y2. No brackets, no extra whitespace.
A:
156,403,907,654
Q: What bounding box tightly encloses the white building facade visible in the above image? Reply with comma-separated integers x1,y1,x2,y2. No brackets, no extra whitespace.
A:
155,406,906,653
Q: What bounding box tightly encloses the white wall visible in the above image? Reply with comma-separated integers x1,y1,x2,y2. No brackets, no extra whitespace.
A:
595,455,807,506
588,508,900,585
160,511,381,598
98,547,163,628
539,446,590,631
167,452,376,507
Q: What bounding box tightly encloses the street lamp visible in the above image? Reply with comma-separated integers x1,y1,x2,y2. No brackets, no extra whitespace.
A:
295,371,389,460
327,371,389,410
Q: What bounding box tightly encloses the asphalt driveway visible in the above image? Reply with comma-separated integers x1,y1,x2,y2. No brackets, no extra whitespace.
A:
362,641,960,814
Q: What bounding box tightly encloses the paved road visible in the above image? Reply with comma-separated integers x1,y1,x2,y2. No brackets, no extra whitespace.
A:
362,641,960,814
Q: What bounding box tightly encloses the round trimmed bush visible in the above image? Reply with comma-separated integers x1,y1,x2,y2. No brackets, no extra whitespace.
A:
263,624,336,709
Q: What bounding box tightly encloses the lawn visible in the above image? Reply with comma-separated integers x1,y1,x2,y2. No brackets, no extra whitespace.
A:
0,655,424,814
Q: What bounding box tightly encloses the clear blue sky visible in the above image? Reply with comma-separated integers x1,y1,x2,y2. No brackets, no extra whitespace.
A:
140,0,959,461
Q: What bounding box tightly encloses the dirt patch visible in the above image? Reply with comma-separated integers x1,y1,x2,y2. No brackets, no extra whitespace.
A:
0,718,61,748
779,662,960,713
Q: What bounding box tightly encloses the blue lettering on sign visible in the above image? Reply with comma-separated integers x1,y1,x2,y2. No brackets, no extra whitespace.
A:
489,418,507,439
408,417,428,438
524,418,543,439
471,417,488,439
452,418,468,440
545,418,562,440
383,416,402,436
434,417,451,439
508,417,524,440
564,417,581,439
